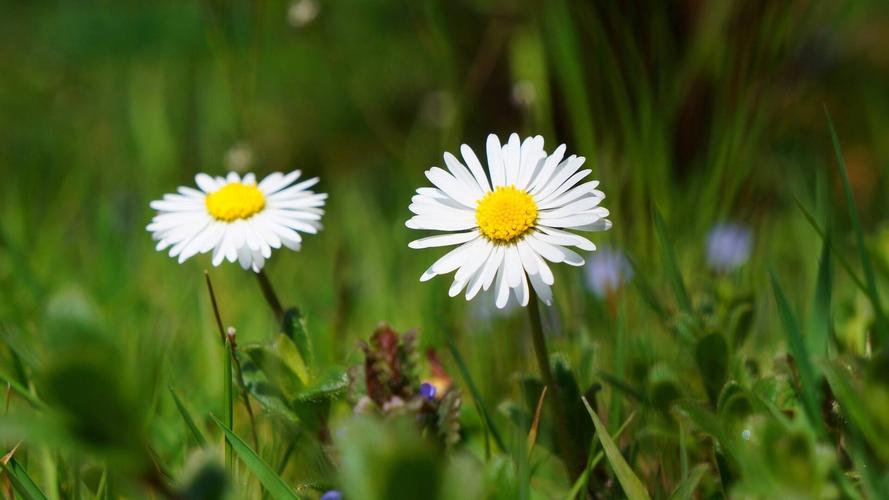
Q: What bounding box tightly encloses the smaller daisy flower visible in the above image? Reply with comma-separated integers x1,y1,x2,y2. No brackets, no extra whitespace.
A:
583,246,632,298
706,223,752,273
147,170,326,272
407,133,611,309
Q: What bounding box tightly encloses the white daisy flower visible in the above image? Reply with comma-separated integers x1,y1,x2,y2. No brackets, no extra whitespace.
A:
147,170,326,272
407,133,612,309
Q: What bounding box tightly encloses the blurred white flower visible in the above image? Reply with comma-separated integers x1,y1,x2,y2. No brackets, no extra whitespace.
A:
706,222,753,272
147,170,326,272
224,141,253,172
407,133,612,309
583,246,632,298
511,80,536,108
288,0,320,28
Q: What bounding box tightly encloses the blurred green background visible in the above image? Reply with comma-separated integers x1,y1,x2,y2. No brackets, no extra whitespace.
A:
4,0,889,498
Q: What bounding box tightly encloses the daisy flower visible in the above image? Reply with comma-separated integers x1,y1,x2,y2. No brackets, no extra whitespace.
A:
147,170,326,272
407,133,611,308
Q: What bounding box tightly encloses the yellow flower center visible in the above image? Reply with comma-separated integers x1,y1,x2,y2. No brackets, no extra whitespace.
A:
205,182,266,222
475,186,538,243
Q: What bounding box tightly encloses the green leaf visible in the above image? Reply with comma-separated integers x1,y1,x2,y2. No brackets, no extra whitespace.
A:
169,387,207,447
769,270,821,431
825,107,889,344
581,397,650,500
446,337,506,452
210,414,299,500
626,255,669,322
794,197,867,294
281,308,313,370
0,370,44,410
242,334,310,398
1,457,48,500
652,206,692,313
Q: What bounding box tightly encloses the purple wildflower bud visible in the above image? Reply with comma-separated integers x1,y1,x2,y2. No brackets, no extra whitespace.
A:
321,490,343,500
706,223,753,272
419,382,437,401
583,247,632,298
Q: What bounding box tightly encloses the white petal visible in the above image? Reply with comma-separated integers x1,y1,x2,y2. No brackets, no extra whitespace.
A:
443,152,484,197
196,173,220,193
461,144,492,192
528,272,553,305
409,231,479,249
536,226,596,251
504,244,522,288
494,263,510,309
502,133,521,186
419,238,482,281
486,134,506,188
426,167,479,207
517,136,545,190
528,144,566,192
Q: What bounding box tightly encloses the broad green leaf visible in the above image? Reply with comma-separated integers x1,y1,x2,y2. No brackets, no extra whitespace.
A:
169,387,207,447
581,397,650,500
694,333,728,404
652,206,692,313
281,308,313,370
242,334,309,399
210,414,299,500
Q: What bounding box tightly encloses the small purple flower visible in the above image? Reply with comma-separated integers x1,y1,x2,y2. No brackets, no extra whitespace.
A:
583,247,632,298
321,490,343,500
706,223,753,272
419,382,437,401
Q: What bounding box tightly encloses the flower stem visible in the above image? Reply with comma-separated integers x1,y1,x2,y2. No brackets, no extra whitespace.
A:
256,269,284,323
527,289,583,482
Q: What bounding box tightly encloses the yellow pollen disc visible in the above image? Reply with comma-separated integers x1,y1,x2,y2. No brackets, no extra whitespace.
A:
205,182,266,222
475,186,538,243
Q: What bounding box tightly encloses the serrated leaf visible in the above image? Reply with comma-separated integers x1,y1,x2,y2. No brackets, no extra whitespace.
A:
210,414,299,500
581,397,650,500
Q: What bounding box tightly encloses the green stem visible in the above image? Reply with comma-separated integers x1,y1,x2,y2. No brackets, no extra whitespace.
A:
256,269,284,323
527,289,583,482
224,337,233,475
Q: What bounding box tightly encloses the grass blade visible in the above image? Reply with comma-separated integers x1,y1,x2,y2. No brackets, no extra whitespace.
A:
566,412,636,500
769,270,821,430
1,457,47,500
169,387,207,447
824,107,889,344
211,414,299,500
652,206,692,313
669,464,708,500
794,197,867,293
0,371,44,410
526,386,547,455
809,227,832,358
446,337,506,452
581,397,650,500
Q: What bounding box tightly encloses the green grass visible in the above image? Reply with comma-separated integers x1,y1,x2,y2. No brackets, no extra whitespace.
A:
3,0,889,498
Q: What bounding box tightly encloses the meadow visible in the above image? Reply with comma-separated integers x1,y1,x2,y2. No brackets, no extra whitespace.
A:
2,1,889,498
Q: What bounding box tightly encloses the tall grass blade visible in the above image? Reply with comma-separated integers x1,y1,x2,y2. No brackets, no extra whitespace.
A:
581,397,650,500
169,387,207,447
824,107,889,344
446,337,506,452
809,228,832,358
769,270,821,430
652,206,692,313
669,464,708,500
0,371,44,410
1,457,47,500
794,197,867,294
566,412,636,500
210,414,299,500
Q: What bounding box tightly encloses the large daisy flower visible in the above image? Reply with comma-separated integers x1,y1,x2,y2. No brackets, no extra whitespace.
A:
147,170,326,272
407,133,611,308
